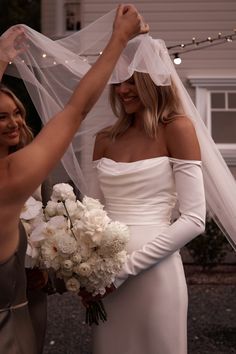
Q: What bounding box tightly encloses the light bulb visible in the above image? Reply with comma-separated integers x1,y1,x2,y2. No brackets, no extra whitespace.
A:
173,54,182,65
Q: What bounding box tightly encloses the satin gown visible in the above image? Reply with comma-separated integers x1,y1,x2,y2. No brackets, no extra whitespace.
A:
92,156,188,354
0,223,37,354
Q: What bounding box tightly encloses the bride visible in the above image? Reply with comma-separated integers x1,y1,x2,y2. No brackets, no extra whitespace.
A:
90,39,205,354
84,34,236,354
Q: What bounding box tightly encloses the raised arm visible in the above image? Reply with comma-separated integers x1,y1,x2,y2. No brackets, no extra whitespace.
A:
5,5,149,203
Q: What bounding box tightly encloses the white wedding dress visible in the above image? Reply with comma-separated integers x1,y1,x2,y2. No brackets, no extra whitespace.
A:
91,156,205,354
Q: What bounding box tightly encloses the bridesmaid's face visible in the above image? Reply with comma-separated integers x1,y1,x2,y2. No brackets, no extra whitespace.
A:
0,92,23,156
114,76,144,114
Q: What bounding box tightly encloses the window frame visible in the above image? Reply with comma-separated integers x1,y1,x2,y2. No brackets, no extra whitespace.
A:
64,1,81,34
188,77,236,166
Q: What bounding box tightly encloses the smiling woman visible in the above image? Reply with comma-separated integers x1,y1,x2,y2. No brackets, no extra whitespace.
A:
0,85,33,157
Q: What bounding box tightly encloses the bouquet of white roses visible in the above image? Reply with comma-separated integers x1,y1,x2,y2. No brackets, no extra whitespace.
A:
20,183,129,324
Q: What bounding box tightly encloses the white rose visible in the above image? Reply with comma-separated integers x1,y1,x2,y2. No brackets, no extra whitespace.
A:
65,277,80,292
82,196,104,211
82,209,110,245
56,202,67,216
56,233,77,255
44,201,58,217
51,183,76,202
46,216,68,235
64,199,83,222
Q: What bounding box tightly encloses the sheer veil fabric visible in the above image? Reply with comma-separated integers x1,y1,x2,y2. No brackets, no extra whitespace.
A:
2,9,236,249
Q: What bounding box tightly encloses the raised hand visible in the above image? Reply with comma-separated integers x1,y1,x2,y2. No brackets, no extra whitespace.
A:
0,26,26,63
113,4,149,43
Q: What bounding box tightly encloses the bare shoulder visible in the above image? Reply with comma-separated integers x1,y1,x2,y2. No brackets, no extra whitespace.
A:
164,116,201,160
93,126,112,161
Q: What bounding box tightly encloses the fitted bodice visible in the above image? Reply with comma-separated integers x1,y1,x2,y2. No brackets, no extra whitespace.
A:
94,156,177,226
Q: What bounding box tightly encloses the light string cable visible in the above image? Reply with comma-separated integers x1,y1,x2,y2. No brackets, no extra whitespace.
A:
168,29,236,64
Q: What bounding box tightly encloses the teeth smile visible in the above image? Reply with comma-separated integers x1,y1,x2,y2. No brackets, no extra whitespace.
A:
122,97,135,102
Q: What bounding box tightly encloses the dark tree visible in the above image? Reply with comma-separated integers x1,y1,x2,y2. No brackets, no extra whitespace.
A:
0,0,41,33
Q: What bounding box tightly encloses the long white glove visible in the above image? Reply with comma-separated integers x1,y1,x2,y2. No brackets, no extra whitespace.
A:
114,159,206,288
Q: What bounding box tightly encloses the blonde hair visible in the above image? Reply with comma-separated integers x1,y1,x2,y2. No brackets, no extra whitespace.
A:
0,84,34,152
109,72,184,140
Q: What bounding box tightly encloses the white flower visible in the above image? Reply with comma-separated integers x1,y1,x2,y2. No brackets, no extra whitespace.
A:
30,222,47,242
44,201,58,217
71,252,82,264
56,202,67,216
74,262,92,277
40,238,59,269
82,196,104,211
81,209,110,245
20,197,43,220
64,199,83,221
56,232,77,255
22,189,129,298
51,183,76,202
62,259,73,271
99,221,130,255
46,216,68,236
65,277,80,292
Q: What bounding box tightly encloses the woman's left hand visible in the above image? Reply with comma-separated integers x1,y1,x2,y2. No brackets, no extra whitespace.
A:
0,26,26,62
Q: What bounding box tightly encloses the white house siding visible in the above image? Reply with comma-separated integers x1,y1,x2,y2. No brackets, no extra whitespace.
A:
40,0,236,183
81,0,236,79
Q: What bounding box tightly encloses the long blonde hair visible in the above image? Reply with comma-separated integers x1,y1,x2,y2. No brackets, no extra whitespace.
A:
0,84,34,152
109,71,184,140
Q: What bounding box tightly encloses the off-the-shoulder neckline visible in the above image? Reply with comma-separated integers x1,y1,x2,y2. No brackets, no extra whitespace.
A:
93,156,201,164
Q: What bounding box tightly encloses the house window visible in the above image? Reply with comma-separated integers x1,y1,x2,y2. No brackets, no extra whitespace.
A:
210,91,236,145
65,2,81,32
188,77,236,166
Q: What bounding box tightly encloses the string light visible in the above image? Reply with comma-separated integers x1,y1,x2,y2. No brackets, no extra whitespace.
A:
173,53,182,65
168,29,236,65
32,29,235,67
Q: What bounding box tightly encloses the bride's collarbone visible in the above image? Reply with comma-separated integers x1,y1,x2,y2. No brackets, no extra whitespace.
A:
106,136,168,162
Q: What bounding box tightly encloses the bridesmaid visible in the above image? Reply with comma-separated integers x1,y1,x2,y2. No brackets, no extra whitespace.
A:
0,6,149,354
0,83,49,353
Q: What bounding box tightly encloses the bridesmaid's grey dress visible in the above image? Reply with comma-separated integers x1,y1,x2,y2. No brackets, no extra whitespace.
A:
0,223,37,354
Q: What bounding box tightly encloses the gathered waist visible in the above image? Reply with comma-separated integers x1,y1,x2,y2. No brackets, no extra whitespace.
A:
105,197,173,226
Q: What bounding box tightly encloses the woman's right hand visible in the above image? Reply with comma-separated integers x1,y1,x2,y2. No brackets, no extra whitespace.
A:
0,26,26,63
113,4,149,44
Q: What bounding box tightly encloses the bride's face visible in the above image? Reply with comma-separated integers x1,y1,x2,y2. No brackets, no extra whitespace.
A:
114,76,144,114
0,92,23,156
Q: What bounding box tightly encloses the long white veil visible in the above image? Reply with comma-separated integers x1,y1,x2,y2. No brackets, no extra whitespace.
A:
2,9,236,250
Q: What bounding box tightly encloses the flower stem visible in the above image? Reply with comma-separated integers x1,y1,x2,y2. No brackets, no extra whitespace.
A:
62,201,77,239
